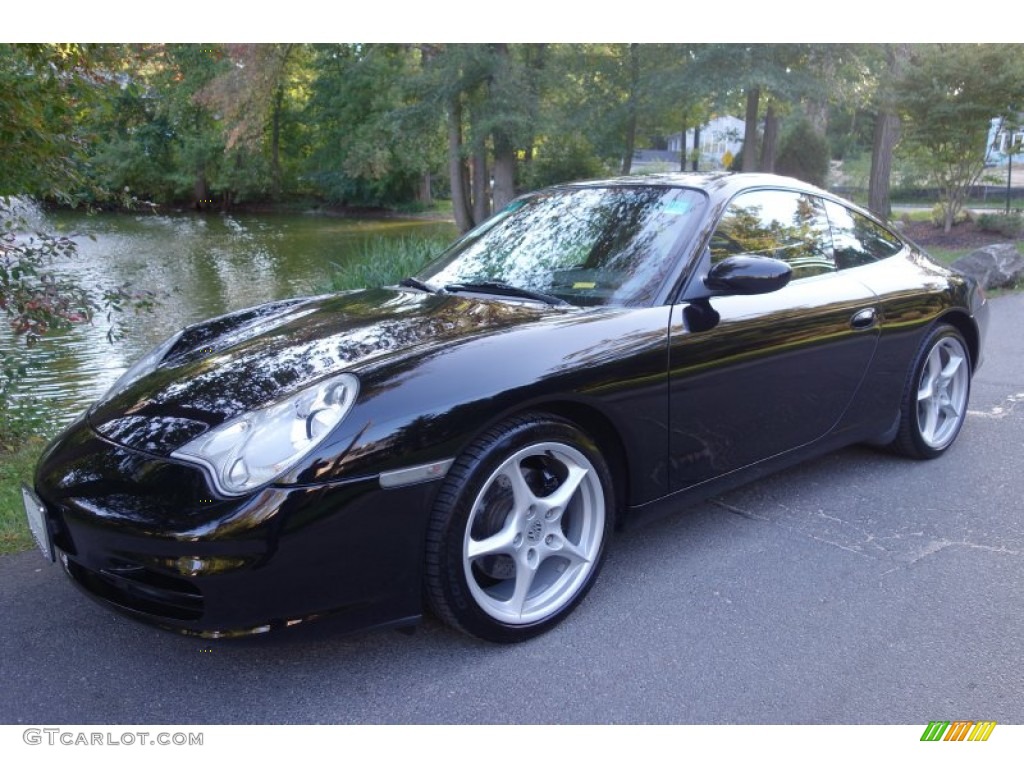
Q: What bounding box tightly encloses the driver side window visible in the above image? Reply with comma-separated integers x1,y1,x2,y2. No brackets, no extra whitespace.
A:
710,189,836,280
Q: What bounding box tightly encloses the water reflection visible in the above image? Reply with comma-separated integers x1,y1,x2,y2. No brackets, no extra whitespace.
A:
2,208,455,426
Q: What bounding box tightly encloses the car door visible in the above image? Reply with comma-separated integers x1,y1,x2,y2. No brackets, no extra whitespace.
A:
667,188,881,491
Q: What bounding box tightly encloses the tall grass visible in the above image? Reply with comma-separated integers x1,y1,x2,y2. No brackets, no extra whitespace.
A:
0,436,47,554
326,235,452,292
0,402,56,553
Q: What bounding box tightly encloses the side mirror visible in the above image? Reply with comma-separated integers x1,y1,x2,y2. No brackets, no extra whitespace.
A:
704,255,792,296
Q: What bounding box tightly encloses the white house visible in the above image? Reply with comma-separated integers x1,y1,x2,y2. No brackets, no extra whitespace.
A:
666,115,745,170
987,116,1024,165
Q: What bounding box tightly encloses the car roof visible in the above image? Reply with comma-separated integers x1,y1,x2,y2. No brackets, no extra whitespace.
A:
561,172,895,230
566,171,827,199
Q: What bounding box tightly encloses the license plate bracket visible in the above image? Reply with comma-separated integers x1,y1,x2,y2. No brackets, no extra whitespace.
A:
22,485,54,562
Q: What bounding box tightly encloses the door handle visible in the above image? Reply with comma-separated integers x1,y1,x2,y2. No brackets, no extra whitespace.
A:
850,307,877,330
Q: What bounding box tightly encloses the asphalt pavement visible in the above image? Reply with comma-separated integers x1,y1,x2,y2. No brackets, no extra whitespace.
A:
1,294,1022,725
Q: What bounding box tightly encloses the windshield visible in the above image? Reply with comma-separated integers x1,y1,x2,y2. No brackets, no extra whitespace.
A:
418,186,707,307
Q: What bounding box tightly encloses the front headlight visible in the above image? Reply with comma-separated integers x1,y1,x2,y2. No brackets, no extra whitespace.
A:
172,373,359,496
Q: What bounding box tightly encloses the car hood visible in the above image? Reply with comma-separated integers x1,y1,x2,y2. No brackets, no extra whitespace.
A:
88,288,562,455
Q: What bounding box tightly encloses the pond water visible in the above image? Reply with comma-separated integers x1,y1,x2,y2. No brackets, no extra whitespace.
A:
2,204,456,427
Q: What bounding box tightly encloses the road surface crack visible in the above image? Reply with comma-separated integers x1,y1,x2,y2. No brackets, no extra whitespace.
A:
968,391,1024,419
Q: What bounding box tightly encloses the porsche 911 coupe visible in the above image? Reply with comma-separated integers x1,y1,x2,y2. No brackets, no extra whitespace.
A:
25,173,988,642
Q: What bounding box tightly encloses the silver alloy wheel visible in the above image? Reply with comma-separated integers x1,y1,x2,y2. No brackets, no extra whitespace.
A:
462,441,605,625
916,335,970,450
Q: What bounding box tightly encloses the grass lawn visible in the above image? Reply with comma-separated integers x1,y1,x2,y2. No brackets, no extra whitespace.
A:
923,240,1024,266
924,247,971,265
0,437,47,554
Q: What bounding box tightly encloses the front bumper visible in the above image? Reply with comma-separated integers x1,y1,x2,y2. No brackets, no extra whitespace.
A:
35,419,441,637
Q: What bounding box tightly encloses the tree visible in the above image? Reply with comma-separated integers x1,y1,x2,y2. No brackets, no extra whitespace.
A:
0,44,99,201
1,44,101,378
416,44,548,232
0,45,156,425
691,45,819,173
82,44,234,207
194,44,315,202
868,44,909,219
897,44,1024,232
305,44,444,208
776,119,830,186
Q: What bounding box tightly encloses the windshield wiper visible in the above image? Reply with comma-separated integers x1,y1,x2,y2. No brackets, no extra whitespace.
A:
398,276,439,294
444,281,568,306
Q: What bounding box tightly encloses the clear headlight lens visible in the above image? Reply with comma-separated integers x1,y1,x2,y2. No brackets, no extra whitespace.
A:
104,329,184,400
172,373,359,496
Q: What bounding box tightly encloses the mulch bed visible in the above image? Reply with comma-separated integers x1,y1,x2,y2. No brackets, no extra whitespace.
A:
898,220,1018,251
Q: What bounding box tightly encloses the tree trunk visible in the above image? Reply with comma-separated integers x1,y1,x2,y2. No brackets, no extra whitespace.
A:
621,124,636,175
417,172,432,206
620,43,640,175
805,47,832,136
742,87,760,172
490,42,516,212
194,165,209,210
679,112,688,172
760,103,778,173
522,43,545,180
868,112,900,219
868,44,909,220
492,135,516,211
692,124,701,171
447,96,474,234
472,141,489,225
270,84,284,200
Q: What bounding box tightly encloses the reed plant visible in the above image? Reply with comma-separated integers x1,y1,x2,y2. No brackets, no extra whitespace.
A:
326,236,451,292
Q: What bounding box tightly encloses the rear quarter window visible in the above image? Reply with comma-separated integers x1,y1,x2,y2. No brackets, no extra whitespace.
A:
824,199,904,269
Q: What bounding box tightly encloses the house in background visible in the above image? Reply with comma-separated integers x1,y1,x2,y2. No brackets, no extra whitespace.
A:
631,115,745,174
986,116,1024,165
667,115,745,170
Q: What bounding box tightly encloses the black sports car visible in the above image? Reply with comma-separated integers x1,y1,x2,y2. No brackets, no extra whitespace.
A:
25,173,988,642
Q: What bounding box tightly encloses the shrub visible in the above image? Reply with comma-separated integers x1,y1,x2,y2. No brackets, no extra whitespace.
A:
976,212,1024,238
776,120,830,187
1,198,159,439
930,203,970,228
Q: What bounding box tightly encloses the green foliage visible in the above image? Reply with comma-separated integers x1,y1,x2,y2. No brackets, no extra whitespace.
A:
7,42,1024,219
0,200,161,412
528,136,609,188
0,45,164,439
1,202,87,408
826,109,875,161
897,44,1024,231
325,236,450,292
305,45,443,207
775,119,830,187
78,44,316,207
0,44,105,201
976,212,1024,238
550,44,693,173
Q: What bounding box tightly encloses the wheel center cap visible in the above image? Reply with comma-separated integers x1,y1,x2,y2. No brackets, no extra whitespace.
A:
527,519,543,543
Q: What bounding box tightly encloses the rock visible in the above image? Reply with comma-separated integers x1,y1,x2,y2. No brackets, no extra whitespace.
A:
950,243,1024,290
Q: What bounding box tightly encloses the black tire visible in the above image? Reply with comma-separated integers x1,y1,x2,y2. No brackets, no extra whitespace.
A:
889,324,972,459
424,413,615,643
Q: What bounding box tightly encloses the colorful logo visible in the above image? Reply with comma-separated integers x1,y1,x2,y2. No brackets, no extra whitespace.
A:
921,721,996,742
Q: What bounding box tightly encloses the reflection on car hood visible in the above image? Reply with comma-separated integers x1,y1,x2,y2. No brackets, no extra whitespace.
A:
89,288,560,454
